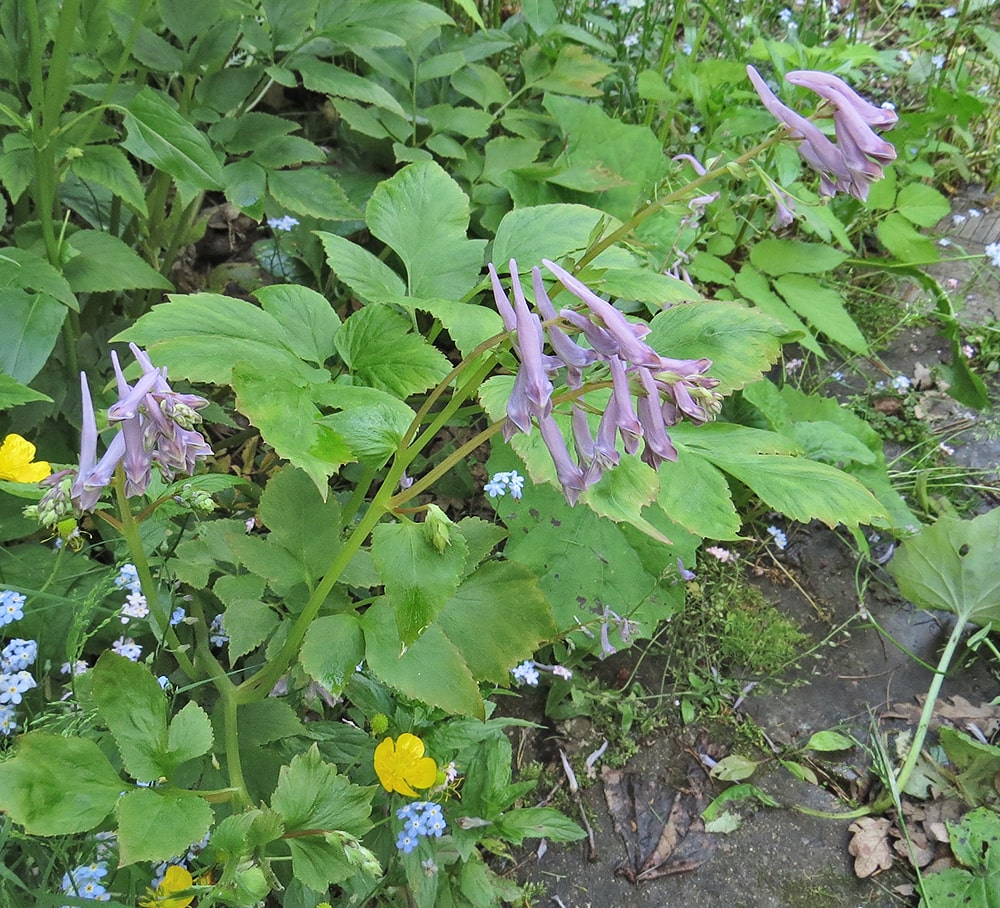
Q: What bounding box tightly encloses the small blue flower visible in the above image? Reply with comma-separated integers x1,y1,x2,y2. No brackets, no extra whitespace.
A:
209,614,228,647
2,638,37,672
0,590,25,626
767,525,788,550
511,660,540,686
394,801,448,852
267,215,300,232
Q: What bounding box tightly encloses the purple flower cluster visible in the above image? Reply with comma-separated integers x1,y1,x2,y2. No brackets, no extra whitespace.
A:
70,344,212,512
489,259,722,505
747,65,897,203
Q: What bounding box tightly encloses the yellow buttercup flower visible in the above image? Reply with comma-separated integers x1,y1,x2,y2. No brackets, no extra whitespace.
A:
139,865,195,908
0,434,51,482
374,733,438,796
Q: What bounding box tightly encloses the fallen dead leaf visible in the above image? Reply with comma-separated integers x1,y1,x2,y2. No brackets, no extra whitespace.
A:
602,744,720,883
848,816,894,878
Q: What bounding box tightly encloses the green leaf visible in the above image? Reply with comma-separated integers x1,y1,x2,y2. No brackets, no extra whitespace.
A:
270,744,375,890
580,454,669,544
709,754,760,781
805,730,854,752
223,598,280,662
117,293,325,386
120,88,224,189
0,732,122,835
598,266,701,304
895,183,950,228
366,161,486,299
542,95,664,221
316,231,406,300
314,384,416,468
672,423,887,529
888,509,1000,627
255,284,340,366
657,453,741,540
63,231,173,293
166,702,214,768
0,290,68,384
773,274,868,355
437,561,556,683
0,371,52,408
92,652,168,782
494,808,586,844
875,212,939,264
534,44,613,97
749,239,849,275
502,481,666,642
492,204,621,268
919,808,1000,908
294,57,407,117
734,265,817,356
258,466,345,581
688,252,735,286
300,614,365,694
271,743,373,833
267,168,362,221
371,519,469,646
701,783,779,822
116,789,214,865
334,304,450,397
224,159,267,219
646,301,786,395
392,296,504,359
71,145,148,216
0,247,77,308
363,599,484,719
232,365,355,496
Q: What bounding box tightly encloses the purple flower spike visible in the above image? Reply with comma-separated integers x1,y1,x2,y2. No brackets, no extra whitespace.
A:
746,65,852,196
748,65,897,202
489,262,718,505
67,347,212,513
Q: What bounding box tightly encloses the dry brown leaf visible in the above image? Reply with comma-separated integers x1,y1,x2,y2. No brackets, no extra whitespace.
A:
884,696,1000,737
848,817,894,877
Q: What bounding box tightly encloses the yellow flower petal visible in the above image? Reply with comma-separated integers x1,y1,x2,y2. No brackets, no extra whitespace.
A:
139,865,195,908
0,434,51,482
373,733,438,796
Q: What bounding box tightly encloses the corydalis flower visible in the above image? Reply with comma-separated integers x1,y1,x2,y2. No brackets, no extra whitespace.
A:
747,65,897,202
491,260,721,504
71,345,211,511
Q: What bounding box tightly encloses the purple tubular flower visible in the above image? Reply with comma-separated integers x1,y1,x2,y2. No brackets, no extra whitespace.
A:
487,263,518,335
606,356,642,454
542,259,662,369
531,268,597,371
746,65,852,196
635,369,678,470
538,413,586,505
70,348,212,512
748,65,898,202
489,262,719,505
784,70,898,129
508,260,554,421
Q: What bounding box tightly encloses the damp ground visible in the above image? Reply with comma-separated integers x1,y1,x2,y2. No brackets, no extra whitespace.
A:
509,190,1000,908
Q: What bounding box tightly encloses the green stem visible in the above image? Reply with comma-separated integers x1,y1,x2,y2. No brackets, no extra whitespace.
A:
572,132,785,274
234,477,398,702
112,472,199,680
888,618,965,802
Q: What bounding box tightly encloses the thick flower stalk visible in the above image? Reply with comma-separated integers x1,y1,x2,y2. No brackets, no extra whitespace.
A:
747,65,897,203
70,344,211,512
489,259,722,505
